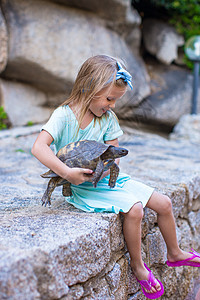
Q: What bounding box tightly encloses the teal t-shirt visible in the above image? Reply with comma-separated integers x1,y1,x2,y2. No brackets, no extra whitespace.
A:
42,105,123,152
41,105,154,213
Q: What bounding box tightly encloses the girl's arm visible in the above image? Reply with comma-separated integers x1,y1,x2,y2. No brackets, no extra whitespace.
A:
31,130,93,185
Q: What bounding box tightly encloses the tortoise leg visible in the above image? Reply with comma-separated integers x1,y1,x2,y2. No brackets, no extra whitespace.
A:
92,159,104,188
41,177,61,207
109,163,119,188
62,182,72,197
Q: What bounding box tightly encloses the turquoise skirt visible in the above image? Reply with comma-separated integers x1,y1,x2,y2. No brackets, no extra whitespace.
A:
66,173,154,214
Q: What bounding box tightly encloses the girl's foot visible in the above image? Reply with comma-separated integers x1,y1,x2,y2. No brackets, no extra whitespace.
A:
166,249,200,267
131,262,163,296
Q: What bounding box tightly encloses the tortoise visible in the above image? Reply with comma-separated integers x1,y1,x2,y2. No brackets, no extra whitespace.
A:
41,140,128,206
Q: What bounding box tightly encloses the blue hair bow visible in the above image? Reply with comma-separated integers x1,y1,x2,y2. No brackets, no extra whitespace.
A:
116,62,133,90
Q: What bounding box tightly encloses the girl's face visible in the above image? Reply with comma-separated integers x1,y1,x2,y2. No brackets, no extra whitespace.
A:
89,85,127,117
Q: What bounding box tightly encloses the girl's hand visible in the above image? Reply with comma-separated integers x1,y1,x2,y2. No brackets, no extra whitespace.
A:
32,130,94,186
64,167,94,185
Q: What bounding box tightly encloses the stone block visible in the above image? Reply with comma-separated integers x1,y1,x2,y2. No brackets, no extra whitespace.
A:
0,211,113,298
2,0,150,108
62,285,84,300
161,267,179,299
106,263,122,292
127,265,140,295
107,257,128,298
0,8,8,73
83,277,111,299
0,79,52,126
145,228,167,266
0,250,40,300
183,176,200,212
142,208,157,238
102,213,125,252
167,186,188,219
128,291,144,299
188,211,200,250
143,19,184,65
170,114,200,143
128,64,200,128
176,219,193,250
43,0,141,26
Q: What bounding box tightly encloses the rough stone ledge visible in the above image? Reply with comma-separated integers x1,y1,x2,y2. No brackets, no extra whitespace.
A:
0,125,199,299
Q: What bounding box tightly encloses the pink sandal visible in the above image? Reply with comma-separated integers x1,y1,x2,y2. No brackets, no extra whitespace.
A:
166,249,200,267
136,264,164,299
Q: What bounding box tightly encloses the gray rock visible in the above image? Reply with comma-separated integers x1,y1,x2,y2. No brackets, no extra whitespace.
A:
170,114,200,143
119,126,200,189
105,257,128,298
0,123,42,139
128,291,144,300
103,213,125,252
0,8,8,73
127,263,140,295
106,263,121,292
124,62,200,128
125,27,142,56
145,228,167,266
65,284,84,300
43,0,141,26
0,248,69,300
188,211,200,250
161,267,179,299
143,19,184,65
83,278,111,299
167,186,188,219
0,79,52,126
112,257,129,299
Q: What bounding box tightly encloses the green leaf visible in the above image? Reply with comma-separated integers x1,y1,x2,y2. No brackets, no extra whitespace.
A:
15,149,25,153
0,106,8,130
27,121,34,126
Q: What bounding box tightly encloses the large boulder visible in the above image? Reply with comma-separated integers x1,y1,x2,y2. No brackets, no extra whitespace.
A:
42,0,140,26
1,0,150,109
0,8,8,73
0,79,52,126
170,114,200,143
143,19,184,65
121,61,200,130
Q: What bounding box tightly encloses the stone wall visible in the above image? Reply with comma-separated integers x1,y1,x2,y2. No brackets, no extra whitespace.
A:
0,1,200,298
0,119,199,299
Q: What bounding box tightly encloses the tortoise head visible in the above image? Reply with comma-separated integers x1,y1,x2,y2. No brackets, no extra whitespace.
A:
102,145,128,159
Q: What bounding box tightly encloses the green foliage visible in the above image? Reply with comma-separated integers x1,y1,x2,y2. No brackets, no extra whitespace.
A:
147,0,200,68
150,0,200,40
26,121,34,126
15,149,25,153
0,106,8,130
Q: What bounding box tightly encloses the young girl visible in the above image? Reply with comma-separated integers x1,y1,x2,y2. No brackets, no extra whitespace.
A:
32,55,200,299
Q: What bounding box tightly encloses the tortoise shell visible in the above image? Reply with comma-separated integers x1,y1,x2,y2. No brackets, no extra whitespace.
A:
42,140,110,178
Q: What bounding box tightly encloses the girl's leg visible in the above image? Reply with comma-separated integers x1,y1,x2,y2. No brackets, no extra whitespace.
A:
146,191,200,263
122,202,161,295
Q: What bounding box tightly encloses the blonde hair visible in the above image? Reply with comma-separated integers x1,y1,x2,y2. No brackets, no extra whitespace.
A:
61,55,128,127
